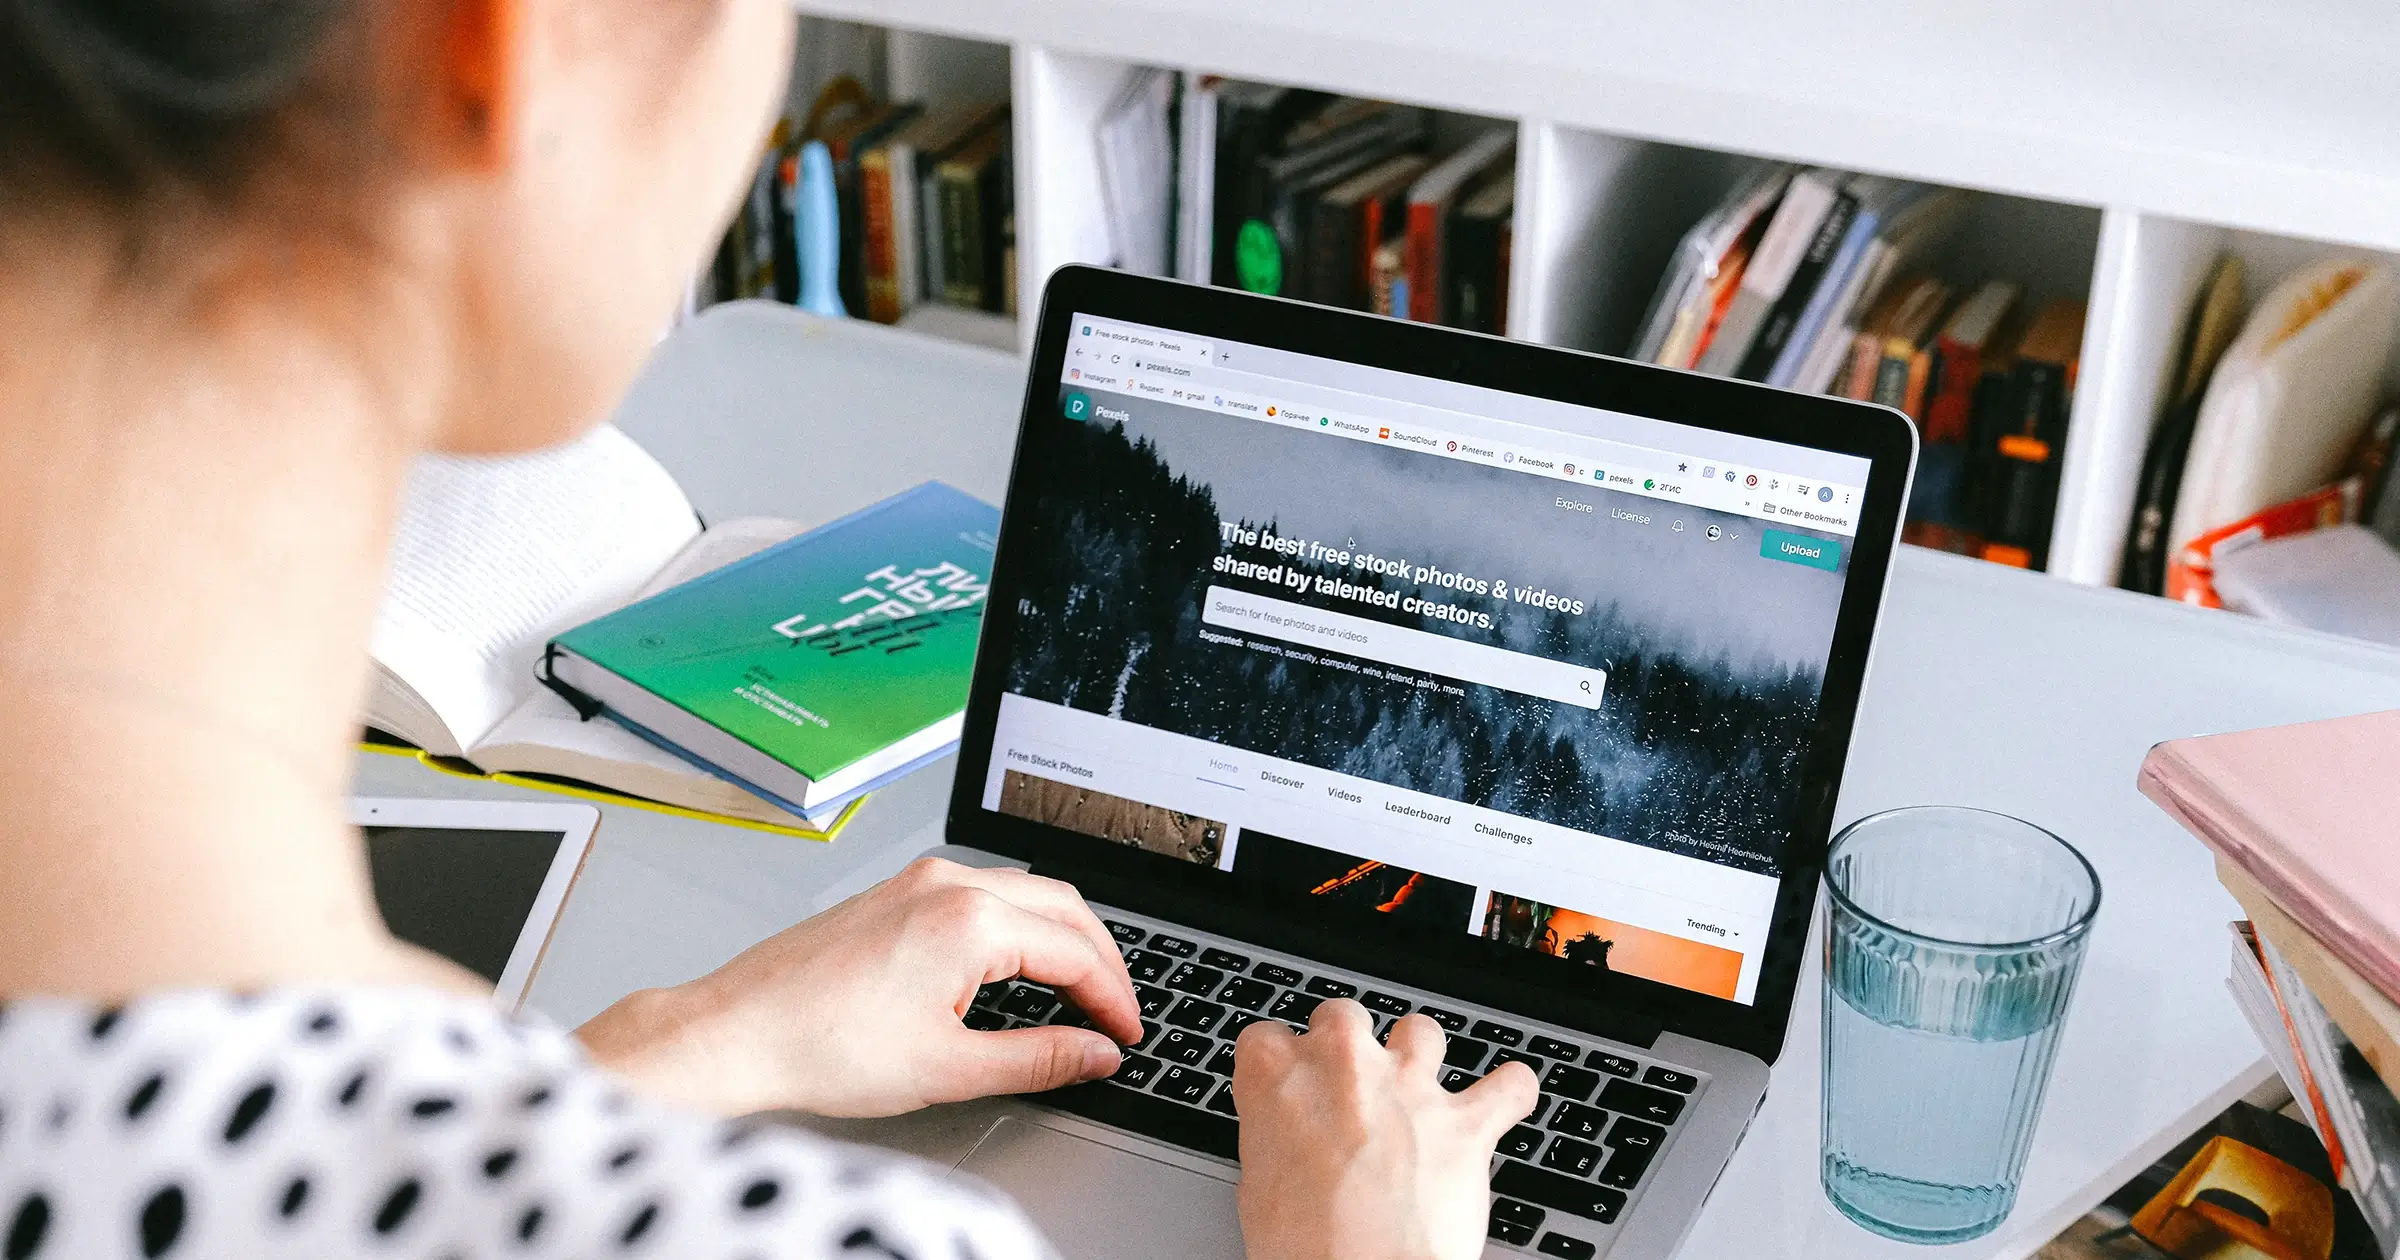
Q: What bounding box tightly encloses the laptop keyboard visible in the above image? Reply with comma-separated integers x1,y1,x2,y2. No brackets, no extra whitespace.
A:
961,909,1707,1256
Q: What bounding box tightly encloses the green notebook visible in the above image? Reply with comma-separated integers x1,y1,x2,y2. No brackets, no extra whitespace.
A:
543,482,999,821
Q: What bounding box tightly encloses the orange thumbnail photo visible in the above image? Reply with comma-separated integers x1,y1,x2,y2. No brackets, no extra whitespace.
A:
1482,893,1744,1001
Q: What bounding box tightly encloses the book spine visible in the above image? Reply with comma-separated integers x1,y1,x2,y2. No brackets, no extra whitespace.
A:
1901,345,1937,421
1303,194,1359,309
771,150,801,304
1736,189,1858,380
1841,330,1882,399
980,143,1013,313
1447,210,1504,334
1984,360,2068,567
1871,351,1913,413
889,144,921,312
919,165,946,305
1406,201,1443,323
861,149,902,324
939,166,982,308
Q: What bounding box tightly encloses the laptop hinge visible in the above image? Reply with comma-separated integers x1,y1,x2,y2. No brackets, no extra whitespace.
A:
1047,862,1666,1051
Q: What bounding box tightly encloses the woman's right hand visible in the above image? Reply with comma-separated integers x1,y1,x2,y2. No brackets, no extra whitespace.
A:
1232,1000,1540,1260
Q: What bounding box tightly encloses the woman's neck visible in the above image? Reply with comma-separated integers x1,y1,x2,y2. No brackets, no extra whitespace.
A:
0,219,466,998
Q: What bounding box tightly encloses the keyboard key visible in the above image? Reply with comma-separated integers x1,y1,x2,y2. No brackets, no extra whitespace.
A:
1542,1064,1601,1102
1492,1162,1627,1224
1110,1053,1161,1088
1439,1068,1478,1093
1444,1036,1491,1071
1165,963,1226,996
1048,1005,1092,1029
1220,1011,1270,1040
1304,977,1359,999
1134,1021,1161,1050
1529,1035,1581,1062
1598,1078,1686,1126
1489,1049,1544,1075
961,1008,1008,1032
973,981,1009,1009
1152,1065,1212,1104
1643,1066,1700,1094
1494,1198,1547,1230
1539,1136,1603,1178
1374,1017,1394,1045
1587,1051,1638,1078
1525,1095,1554,1126
1497,1124,1544,1160
1216,977,1276,1011
1472,1020,1525,1048
1605,1117,1665,1151
1537,1233,1598,1260
1155,1029,1211,1066
1135,985,1175,1020
1105,920,1146,946
1487,1215,1536,1247
1547,1101,1608,1142
1164,998,1225,1034
997,986,1060,1021
1148,934,1199,957
1199,947,1250,971
1123,950,1173,984
1361,991,1413,1017
1595,1141,1656,1190
1206,1083,1239,1117
1267,991,1322,1024
1419,1008,1469,1033
1252,962,1303,987
1207,1042,1238,1077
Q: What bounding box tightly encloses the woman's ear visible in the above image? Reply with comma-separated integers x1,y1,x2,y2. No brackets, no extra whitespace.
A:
440,0,528,167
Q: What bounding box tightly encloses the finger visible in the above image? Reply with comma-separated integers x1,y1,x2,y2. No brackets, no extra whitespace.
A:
1306,997,1372,1043
931,1024,1122,1104
958,892,1146,1046
1459,1060,1543,1135
1230,1017,1297,1104
945,868,1140,1026
1386,1012,1448,1075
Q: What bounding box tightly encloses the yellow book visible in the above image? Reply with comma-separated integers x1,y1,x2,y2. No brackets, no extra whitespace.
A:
359,740,865,843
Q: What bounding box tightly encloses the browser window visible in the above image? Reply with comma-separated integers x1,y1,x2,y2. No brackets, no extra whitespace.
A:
985,314,1872,1005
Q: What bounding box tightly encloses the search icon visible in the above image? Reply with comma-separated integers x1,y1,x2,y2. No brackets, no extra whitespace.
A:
1580,680,1593,694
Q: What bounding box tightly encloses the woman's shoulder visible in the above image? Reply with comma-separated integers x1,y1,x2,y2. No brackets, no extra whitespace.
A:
0,989,1054,1260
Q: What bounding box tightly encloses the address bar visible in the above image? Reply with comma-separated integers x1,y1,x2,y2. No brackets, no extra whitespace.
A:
1201,586,1606,711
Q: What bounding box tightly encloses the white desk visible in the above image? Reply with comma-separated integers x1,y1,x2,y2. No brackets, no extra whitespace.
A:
355,302,2400,1260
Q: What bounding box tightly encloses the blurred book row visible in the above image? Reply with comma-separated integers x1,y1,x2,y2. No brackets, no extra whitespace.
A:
2144,712,2400,1257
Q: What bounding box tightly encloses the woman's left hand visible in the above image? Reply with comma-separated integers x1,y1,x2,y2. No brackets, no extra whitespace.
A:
577,857,1144,1117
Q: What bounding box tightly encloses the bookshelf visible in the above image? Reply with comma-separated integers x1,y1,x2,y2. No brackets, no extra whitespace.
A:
774,4,2400,597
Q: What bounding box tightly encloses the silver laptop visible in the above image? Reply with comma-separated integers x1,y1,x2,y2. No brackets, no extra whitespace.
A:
828,267,1916,1259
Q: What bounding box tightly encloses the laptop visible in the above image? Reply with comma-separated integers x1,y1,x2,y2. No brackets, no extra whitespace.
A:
833,266,1915,1259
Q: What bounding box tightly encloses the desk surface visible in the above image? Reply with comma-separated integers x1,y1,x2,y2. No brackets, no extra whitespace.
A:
355,302,2400,1260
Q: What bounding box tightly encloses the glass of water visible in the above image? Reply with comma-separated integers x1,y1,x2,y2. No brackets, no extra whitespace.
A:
1820,807,2101,1243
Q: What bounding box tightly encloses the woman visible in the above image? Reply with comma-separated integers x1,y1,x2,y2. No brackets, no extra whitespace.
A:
0,1,1537,1257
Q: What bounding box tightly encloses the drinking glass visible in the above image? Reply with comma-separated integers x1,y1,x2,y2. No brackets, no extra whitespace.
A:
1820,807,2101,1243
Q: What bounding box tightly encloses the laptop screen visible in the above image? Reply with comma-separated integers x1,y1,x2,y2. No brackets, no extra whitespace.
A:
980,313,1873,1007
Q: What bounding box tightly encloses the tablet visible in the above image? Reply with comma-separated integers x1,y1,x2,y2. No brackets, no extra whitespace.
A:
349,797,600,1012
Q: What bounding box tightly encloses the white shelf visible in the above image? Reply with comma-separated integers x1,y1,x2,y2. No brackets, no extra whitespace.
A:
784,3,2400,604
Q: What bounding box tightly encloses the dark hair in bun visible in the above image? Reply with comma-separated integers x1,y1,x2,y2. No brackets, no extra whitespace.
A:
0,0,365,202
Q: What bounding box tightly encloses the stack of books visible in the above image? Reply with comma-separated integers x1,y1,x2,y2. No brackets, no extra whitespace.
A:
1627,169,2086,571
700,83,1016,327
2142,709,2400,1256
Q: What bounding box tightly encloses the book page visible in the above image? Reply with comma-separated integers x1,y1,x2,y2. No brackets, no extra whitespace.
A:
370,425,699,754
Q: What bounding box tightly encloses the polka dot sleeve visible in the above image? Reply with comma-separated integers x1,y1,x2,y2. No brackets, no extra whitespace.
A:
0,991,1060,1260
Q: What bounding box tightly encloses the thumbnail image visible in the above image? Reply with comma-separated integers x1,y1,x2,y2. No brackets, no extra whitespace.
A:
995,770,1224,865
1230,831,1476,931
1482,892,1744,1001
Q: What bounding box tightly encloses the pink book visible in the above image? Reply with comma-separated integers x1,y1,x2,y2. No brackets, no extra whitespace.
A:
2139,708,2400,1002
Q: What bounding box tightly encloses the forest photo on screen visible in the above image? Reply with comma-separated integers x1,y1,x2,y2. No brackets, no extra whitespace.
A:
1002,389,1853,875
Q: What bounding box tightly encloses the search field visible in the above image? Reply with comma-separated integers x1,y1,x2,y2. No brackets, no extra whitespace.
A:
1201,586,1607,710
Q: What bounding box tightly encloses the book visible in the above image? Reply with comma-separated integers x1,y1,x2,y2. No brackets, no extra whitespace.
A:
1208,83,1329,289
1445,172,1515,334
1733,172,1860,380
1977,299,2084,569
1801,188,1969,396
1096,68,1176,277
2171,260,2400,558
2229,922,2331,1153
816,101,921,318
365,426,853,834
2259,928,2400,1254
935,119,1013,311
1246,102,1430,298
2120,254,2250,593
1924,280,2024,444
1858,275,1953,415
1369,235,1407,317
2086,1090,2387,1260
1304,151,1431,311
1698,167,1843,377
1640,165,1794,367
545,483,1000,822
1403,129,1516,324
1765,176,1915,387
861,99,1008,323
2226,862,2400,1098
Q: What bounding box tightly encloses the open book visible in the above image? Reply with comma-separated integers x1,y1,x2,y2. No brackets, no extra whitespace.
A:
366,425,829,832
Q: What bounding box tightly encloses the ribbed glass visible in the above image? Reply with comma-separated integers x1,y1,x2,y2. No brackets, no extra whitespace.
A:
1819,807,2100,1244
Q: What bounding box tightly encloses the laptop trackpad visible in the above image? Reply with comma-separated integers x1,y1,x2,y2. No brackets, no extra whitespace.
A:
956,1116,1243,1260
